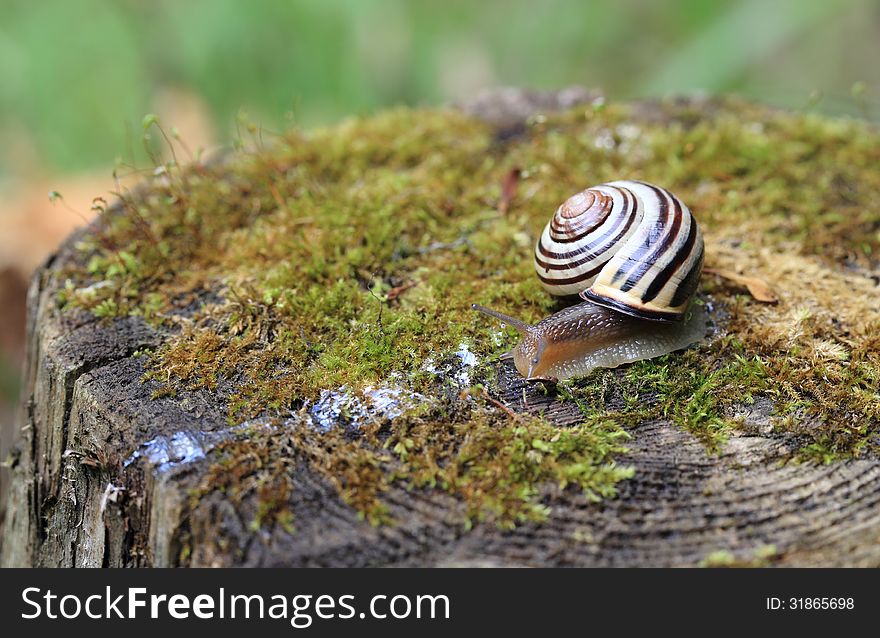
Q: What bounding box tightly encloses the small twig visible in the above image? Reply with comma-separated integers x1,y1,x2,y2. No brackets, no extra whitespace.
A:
386,280,418,302
367,278,385,337
482,387,519,420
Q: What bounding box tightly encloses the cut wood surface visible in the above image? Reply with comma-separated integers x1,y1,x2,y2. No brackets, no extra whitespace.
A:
2,88,879,567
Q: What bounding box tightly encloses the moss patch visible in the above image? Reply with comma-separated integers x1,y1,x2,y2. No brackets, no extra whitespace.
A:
699,544,780,568
191,396,633,530
58,95,880,524
560,342,770,453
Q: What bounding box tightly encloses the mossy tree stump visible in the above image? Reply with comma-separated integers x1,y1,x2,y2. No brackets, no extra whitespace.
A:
2,88,879,567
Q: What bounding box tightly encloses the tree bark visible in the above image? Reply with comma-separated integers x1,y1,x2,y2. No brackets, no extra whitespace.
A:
3,88,879,567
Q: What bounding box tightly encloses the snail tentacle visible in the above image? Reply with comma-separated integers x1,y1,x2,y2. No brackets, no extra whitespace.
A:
470,303,532,333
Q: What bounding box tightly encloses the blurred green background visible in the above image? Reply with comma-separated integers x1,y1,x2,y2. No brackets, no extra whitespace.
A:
1,0,878,177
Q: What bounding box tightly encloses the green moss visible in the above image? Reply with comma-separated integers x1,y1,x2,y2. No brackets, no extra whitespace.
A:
192,395,633,529
560,342,770,453
385,402,634,528
700,544,779,568
191,425,298,534
58,96,880,526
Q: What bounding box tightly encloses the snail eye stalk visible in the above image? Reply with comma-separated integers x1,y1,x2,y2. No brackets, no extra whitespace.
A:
470,303,531,334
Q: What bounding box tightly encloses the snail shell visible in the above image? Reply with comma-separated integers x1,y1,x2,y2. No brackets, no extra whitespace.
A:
534,180,703,321
473,180,706,382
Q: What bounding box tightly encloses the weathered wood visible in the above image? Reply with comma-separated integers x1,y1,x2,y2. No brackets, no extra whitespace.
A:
2,88,879,567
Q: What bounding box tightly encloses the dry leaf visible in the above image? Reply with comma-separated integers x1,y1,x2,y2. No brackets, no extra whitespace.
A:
705,268,779,303
497,167,521,215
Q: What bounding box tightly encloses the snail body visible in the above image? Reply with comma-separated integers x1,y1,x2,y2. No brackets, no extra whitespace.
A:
472,301,706,381
475,180,706,382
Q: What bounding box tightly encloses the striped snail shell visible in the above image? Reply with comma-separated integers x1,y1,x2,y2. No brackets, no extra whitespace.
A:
534,180,703,321
472,180,706,382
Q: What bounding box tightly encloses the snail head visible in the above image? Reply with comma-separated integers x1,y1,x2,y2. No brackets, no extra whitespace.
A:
511,330,549,379
471,303,549,380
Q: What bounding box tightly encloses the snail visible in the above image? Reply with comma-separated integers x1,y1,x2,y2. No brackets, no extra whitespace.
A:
473,180,706,382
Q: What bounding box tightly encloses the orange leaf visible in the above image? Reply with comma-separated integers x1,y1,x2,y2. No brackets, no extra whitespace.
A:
705,268,778,303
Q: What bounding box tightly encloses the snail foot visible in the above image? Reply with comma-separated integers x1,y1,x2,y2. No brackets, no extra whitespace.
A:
526,376,558,385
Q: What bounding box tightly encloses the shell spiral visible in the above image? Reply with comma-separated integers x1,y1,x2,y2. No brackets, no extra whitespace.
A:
533,180,703,321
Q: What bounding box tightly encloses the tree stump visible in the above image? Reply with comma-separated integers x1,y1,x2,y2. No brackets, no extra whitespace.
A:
3,88,879,567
